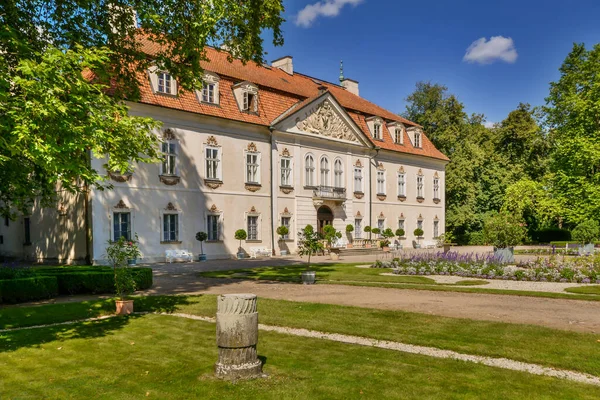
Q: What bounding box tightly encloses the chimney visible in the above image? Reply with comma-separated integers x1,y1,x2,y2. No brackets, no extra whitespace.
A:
341,78,359,97
271,56,293,75
317,85,327,95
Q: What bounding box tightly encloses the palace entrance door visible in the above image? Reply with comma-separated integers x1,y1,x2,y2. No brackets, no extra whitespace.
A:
317,205,333,235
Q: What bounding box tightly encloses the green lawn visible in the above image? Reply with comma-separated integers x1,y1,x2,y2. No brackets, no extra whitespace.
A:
565,285,600,295
198,263,600,300
1,313,599,399
3,295,600,377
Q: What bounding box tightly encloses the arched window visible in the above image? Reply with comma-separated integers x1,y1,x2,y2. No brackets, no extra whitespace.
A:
305,154,315,187
334,159,343,188
320,156,330,186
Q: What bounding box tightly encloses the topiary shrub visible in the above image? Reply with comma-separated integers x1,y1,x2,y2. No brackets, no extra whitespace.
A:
0,276,58,304
413,228,424,238
572,220,600,244
36,267,153,295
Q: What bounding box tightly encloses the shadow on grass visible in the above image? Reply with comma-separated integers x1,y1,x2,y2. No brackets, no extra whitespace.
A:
199,264,338,283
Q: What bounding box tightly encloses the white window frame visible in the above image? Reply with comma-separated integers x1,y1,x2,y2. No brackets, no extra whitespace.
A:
433,220,439,238
354,218,362,239
245,150,261,185
353,167,363,193
280,216,291,240
417,219,423,231
205,145,222,181
373,123,381,140
334,158,344,188
305,154,315,187
397,172,406,197
162,213,180,242
243,91,258,113
417,175,424,198
202,82,215,103
377,219,385,237
247,214,260,241
161,140,178,176
395,128,403,144
157,71,173,94
398,219,405,232
433,177,440,199
320,156,330,186
414,131,421,148
206,213,222,242
112,211,132,241
280,157,292,187
377,170,386,195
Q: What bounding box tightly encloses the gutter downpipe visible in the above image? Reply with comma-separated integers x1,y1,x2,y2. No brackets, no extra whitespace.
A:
269,127,276,256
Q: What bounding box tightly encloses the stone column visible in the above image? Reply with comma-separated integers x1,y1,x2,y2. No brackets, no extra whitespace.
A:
215,294,262,379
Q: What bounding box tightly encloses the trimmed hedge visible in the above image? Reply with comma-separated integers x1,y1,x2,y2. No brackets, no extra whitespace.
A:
0,276,59,304
550,241,600,247
37,267,153,295
532,228,571,243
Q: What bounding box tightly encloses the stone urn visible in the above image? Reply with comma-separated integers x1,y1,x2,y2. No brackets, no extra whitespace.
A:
116,299,134,315
330,249,340,261
301,271,316,285
237,252,245,260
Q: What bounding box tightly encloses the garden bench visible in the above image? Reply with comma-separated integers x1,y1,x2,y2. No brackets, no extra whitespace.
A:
249,247,272,258
165,249,194,263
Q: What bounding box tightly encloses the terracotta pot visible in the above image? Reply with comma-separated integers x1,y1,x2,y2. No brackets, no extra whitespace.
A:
116,299,134,315
346,243,353,249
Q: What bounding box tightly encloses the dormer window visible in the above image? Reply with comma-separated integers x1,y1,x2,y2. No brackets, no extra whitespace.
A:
373,124,381,140
395,128,403,144
233,81,259,114
158,72,172,94
149,66,177,96
197,72,220,105
243,91,257,112
414,131,421,148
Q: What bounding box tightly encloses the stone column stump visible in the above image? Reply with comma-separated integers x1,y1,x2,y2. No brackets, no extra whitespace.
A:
215,294,262,379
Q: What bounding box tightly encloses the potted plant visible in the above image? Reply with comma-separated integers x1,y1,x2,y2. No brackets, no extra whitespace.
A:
413,228,424,246
345,224,354,248
234,229,247,259
276,225,290,256
195,231,208,261
381,228,395,251
371,227,381,247
483,212,527,263
364,226,372,248
322,225,342,260
125,235,140,265
106,236,139,315
572,220,599,255
297,225,324,284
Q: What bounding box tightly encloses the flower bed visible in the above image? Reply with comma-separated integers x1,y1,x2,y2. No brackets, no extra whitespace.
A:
371,252,600,283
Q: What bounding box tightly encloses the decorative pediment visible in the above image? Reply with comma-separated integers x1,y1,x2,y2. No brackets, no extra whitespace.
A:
295,100,358,143
282,207,292,216
417,168,423,176
434,171,439,178
355,159,363,168
209,204,219,213
166,202,177,211
379,211,385,219
355,211,362,217
281,148,291,157
398,166,405,173
115,200,128,209
434,215,439,221
163,128,176,140
418,214,423,220
377,162,385,171
250,206,257,213
247,142,258,152
206,136,219,146
399,213,405,220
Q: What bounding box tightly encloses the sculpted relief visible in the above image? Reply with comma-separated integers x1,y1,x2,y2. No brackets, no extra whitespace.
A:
295,101,358,143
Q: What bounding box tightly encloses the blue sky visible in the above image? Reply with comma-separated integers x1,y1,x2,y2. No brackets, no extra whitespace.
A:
262,0,600,125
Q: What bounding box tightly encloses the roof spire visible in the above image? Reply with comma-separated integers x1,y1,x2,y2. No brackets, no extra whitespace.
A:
339,60,344,83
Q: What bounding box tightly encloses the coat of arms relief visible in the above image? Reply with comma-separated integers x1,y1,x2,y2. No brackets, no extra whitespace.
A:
295,101,358,143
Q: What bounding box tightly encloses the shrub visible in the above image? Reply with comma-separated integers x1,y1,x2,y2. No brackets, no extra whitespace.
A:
371,227,381,235
0,264,34,280
276,225,289,240
468,231,486,245
37,267,152,295
195,231,208,254
0,276,58,304
395,229,405,238
413,228,424,238
345,224,354,233
322,225,342,246
532,228,571,243
483,213,527,248
381,228,395,239
572,220,600,244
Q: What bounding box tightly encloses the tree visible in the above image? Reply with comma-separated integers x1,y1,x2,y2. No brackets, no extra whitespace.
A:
572,221,599,245
544,43,600,226
0,1,285,217
483,213,527,249
322,225,342,248
195,231,208,255
297,225,323,270
234,229,247,252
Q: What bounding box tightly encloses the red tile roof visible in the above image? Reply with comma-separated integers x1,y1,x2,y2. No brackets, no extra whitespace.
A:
137,37,449,162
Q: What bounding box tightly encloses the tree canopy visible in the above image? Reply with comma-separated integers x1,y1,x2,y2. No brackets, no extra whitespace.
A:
0,0,285,217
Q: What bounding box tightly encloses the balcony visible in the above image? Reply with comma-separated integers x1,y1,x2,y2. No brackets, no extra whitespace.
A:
313,186,347,203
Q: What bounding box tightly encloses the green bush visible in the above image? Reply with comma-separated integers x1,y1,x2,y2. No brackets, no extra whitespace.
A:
483,213,527,248
37,267,153,295
468,231,486,245
572,220,600,244
531,228,571,243
0,276,58,304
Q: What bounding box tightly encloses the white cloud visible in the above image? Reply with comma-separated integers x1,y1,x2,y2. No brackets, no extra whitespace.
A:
295,0,364,28
484,121,496,129
463,36,518,65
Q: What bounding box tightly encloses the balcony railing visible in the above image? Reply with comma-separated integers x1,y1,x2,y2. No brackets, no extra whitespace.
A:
313,186,346,201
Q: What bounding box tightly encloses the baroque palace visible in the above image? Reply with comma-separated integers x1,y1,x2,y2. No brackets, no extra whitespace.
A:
0,43,449,263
